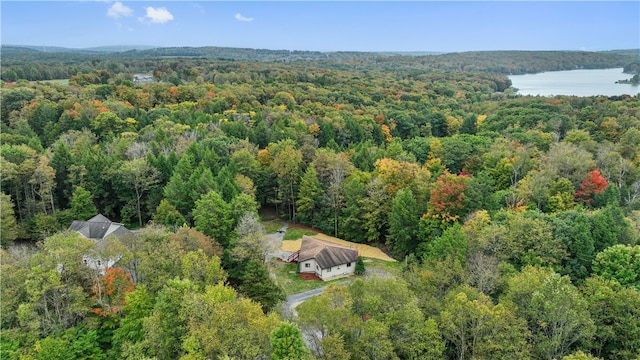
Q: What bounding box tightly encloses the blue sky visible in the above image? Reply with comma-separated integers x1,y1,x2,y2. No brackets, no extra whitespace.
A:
1,1,638,52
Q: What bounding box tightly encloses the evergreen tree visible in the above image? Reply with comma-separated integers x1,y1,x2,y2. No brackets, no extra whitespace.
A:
270,322,311,360
355,257,366,275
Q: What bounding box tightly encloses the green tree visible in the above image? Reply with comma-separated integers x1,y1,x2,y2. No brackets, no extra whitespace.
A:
152,199,186,228
181,250,228,290
193,191,234,247
296,166,323,225
69,186,97,221
180,283,280,359
355,256,366,275
238,260,286,313
591,205,634,254
422,224,468,265
554,210,595,282
270,141,303,221
270,322,311,360
581,276,640,359
110,286,154,358
500,212,567,270
91,111,126,140
115,158,160,227
230,192,259,226
297,285,360,354
351,319,397,360
143,278,195,360
340,176,368,243
440,286,531,360
561,351,601,360
387,188,420,258
349,277,444,359
592,245,640,289
359,177,391,243
501,267,595,359
0,192,19,247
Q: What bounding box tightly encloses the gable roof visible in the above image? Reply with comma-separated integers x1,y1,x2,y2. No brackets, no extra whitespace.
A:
68,214,133,241
298,236,358,269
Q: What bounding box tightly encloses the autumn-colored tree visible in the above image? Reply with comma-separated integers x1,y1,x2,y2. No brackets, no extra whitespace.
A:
91,268,135,317
426,172,471,224
575,169,608,204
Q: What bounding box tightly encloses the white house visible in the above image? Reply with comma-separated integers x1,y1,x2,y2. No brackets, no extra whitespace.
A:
68,214,134,274
297,236,358,281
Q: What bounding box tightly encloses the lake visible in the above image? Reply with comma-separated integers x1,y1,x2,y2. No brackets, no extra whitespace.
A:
509,68,639,97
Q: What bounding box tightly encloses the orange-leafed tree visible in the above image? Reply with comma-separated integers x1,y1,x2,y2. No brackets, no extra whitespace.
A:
426,171,471,224
92,268,135,317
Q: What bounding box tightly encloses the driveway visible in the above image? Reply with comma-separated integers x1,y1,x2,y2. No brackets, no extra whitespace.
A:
283,286,328,317
264,222,291,262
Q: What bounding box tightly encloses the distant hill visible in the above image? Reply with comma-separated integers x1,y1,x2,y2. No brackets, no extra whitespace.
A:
1,44,158,54
2,44,639,82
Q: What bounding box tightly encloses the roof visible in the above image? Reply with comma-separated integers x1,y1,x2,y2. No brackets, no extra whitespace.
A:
298,236,358,269
68,214,133,241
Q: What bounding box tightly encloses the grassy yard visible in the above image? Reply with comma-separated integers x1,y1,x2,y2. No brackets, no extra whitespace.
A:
270,260,347,295
261,219,285,234
283,228,317,240
270,257,403,295
361,258,404,276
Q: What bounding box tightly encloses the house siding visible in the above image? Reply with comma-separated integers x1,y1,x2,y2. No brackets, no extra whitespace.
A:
300,259,317,273
319,262,356,281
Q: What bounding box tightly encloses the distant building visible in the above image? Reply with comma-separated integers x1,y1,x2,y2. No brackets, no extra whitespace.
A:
68,214,134,274
296,236,358,281
133,74,153,84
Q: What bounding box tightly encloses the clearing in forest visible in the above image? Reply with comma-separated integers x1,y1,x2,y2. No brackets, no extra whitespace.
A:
280,233,396,262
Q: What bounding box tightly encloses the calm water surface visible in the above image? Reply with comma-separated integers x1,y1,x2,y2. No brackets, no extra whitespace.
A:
509,68,639,97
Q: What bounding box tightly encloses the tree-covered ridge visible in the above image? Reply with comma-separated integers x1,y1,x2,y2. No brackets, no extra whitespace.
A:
1,46,638,82
1,51,639,359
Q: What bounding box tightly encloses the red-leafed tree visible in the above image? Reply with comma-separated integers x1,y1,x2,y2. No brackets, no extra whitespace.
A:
575,169,608,203
92,268,135,317
426,171,471,223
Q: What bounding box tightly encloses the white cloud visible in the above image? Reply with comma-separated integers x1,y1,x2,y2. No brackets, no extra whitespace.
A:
235,13,254,22
144,7,174,24
107,2,133,19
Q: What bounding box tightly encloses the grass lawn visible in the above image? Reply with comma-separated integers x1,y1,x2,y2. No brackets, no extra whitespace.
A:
270,257,402,295
262,219,285,234
283,228,317,240
361,258,404,277
270,260,347,295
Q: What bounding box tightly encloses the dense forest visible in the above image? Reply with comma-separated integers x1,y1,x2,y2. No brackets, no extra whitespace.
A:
1,47,639,359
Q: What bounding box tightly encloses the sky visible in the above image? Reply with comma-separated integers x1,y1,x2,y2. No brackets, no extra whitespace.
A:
1,1,638,53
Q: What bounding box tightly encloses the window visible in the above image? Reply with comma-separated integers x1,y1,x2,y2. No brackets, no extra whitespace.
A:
327,268,331,272
97,260,101,266
347,262,352,267
305,263,310,268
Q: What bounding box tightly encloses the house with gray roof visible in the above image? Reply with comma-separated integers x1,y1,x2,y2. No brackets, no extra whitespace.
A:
68,214,134,274
297,236,358,281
